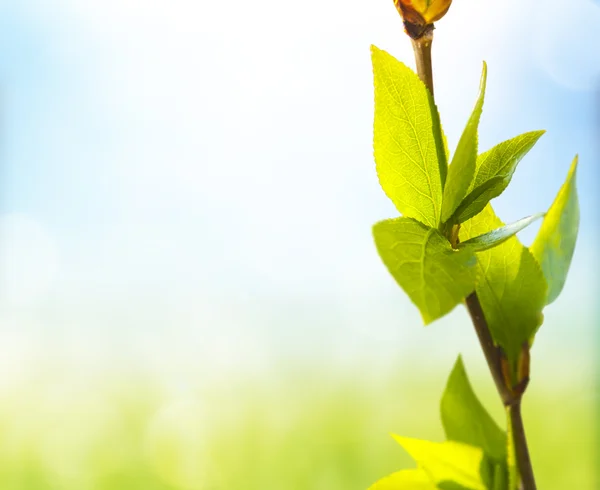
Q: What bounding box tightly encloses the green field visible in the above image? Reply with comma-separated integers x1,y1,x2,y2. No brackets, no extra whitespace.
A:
0,364,595,490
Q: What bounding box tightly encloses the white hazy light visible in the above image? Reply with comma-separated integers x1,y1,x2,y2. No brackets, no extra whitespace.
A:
0,213,59,306
534,0,600,91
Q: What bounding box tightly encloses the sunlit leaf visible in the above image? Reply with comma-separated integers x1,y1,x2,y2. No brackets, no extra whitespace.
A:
460,205,547,366
492,462,508,490
458,213,544,252
506,408,518,490
453,131,545,223
441,356,506,463
372,45,447,228
368,468,437,489
530,156,580,304
441,63,487,223
373,217,477,324
393,436,488,490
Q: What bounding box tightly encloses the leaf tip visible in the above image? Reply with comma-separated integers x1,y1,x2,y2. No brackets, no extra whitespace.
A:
391,433,405,446
370,44,385,62
529,129,547,141
480,61,488,90
421,312,434,326
570,154,579,175
454,354,465,370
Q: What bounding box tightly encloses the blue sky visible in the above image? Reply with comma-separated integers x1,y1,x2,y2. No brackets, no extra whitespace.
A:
0,0,598,381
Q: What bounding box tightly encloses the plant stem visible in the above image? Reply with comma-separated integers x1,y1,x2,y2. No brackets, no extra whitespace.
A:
464,293,513,405
409,30,537,490
411,31,434,96
509,401,537,490
467,294,537,490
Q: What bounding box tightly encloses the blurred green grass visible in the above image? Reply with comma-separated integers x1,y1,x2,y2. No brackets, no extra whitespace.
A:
0,367,595,490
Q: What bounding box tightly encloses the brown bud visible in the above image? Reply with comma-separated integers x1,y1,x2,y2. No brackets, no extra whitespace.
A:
393,0,453,38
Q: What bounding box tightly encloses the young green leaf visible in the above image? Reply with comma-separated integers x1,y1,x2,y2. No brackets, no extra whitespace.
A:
506,409,518,490
492,463,508,490
530,156,580,304
460,205,547,366
457,213,544,253
392,436,487,490
372,45,447,228
373,217,477,324
368,469,436,490
440,63,487,224
452,131,545,223
452,176,505,225
441,356,506,463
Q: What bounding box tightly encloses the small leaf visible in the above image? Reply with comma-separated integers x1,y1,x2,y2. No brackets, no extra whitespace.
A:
373,217,477,324
368,469,437,490
530,156,580,304
441,356,506,463
432,98,449,189
452,176,505,224
460,205,547,367
438,483,473,490
458,213,545,253
441,62,487,224
453,131,545,223
506,408,518,490
492,463,508,490
372,45,446,228
393,436,487,490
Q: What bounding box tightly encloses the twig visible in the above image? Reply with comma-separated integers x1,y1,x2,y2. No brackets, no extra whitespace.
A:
464,293,513,405
409,29,537,490
410,31,435,97
509,401,536,490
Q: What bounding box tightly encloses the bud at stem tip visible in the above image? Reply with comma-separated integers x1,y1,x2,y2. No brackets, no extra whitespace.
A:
393,0,453,39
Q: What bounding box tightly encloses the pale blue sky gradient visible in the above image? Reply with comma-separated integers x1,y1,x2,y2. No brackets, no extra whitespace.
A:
0,0,598,385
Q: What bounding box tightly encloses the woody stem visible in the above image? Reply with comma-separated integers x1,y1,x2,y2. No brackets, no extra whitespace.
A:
410,31,434,96
408,28,537,490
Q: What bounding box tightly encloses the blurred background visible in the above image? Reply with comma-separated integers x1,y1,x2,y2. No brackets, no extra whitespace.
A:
0,0,598,489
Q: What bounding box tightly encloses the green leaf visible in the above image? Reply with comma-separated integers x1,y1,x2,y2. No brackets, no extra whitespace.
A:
453,131,545,223
441,356,506,463
372,45,446,228
530,156,580,304
441,63,487,223
438,483,474,490
393,436,487,490
452,176,505,224
373,217,477,325
433,97,449,189
506,408,518,490
458,213,545,253
368,469,437,490
460,206,547,366
492,463,508,490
